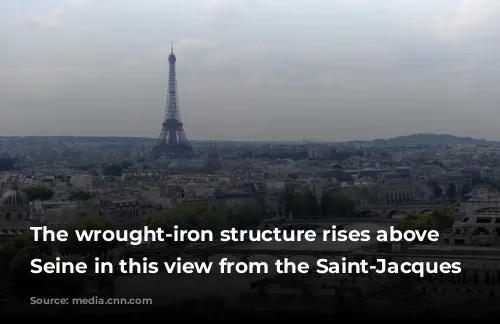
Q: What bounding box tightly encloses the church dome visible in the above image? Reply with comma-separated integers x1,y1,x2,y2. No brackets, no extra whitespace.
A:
1,189,30,206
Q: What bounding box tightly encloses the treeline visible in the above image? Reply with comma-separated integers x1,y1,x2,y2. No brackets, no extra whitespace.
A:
22,185,54,201
0,157,16,171
398,202,458,242
284,186,358,218
21,186,93,201
0,215,117,300
102,161,134,177
149,204,262,245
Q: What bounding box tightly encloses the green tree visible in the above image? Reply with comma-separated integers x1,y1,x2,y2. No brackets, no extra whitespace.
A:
149,211,187,247
398,213,432,233
192,205,228,233
461,182,471,196
474,183,498,192
321,193,357,218
320,194,330,217
8,248,86,299
0,232,51,274
6,232,51,254
324,170,353,182
446,182,456,199
227,205,262,229
148,203,263,245
432,184,442,197
303,190,320,217
399,203,457,237
149,205,225,244
8,246,52,299
23,185,54,201
50,255,87,297
59,215,118,259
0,157,15,171
121,174,137,182
121,161,133,169
431,203,457,231
283,186,309,219
148,213,173,232
103,164,123,177
291,193,308,218
284,184,296,217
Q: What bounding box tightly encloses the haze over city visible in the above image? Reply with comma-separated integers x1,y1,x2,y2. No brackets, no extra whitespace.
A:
1,0,500,141
4,1,500,318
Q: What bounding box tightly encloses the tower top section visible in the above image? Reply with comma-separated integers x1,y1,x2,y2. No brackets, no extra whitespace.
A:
169,42,176,62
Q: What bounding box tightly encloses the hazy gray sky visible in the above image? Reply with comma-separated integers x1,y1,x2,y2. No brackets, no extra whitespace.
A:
1,0,500,141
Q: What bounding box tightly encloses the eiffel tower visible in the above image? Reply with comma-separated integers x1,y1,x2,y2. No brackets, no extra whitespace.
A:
151,43,195,159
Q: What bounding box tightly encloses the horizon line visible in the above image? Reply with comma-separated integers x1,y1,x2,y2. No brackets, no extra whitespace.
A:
0,133,495,143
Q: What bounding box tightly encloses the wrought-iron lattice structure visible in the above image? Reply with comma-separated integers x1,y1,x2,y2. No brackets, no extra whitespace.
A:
151,44,195,159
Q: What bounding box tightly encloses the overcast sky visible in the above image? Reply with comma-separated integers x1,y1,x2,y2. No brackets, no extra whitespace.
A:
1,0,500,141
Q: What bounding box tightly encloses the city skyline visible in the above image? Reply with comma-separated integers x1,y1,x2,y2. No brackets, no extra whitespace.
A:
1,0,500,141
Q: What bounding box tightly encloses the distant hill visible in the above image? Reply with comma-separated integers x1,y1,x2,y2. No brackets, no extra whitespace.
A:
348,133,499,147
1,134,497,147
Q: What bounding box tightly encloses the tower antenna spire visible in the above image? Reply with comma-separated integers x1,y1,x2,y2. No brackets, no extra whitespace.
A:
171,42,174,54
